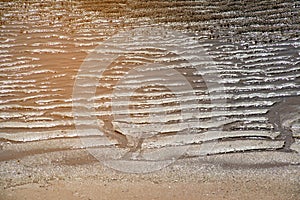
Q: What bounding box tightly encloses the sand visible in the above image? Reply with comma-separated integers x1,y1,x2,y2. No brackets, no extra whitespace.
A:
1,178,298,200
1,150,300,200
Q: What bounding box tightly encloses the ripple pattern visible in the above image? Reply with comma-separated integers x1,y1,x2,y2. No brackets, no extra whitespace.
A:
0,0,300,162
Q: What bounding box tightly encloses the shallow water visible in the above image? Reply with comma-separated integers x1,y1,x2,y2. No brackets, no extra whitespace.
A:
0,0,300,165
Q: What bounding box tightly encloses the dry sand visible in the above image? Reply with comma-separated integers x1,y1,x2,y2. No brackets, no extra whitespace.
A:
1,150,299,200
1,178,298,200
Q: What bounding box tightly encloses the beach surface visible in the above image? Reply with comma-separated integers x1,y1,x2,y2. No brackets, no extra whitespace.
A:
1,0,300,199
